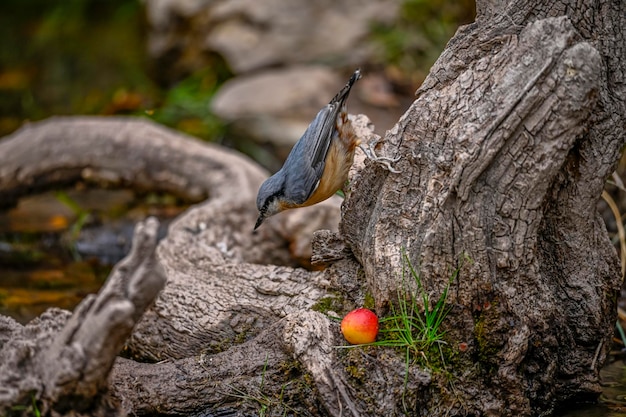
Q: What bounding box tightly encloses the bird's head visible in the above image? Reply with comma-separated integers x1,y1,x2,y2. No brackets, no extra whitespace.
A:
254,175,286,230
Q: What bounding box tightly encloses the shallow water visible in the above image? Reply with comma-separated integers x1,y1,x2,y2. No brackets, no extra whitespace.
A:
0,187,183,323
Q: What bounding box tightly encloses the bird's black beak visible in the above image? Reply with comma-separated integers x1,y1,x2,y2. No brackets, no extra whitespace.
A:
254,214,265,231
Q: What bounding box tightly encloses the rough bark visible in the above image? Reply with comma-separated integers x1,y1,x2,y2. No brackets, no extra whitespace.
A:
338,3,625,416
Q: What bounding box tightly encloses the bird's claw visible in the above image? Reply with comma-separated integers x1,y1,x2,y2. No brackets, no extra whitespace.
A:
359,139,401,173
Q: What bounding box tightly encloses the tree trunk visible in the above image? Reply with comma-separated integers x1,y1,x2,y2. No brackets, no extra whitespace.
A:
340,1,625,415
0,0,624,416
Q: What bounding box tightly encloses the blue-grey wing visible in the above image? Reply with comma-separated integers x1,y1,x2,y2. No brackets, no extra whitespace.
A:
282,106,337,204
281,69,361,205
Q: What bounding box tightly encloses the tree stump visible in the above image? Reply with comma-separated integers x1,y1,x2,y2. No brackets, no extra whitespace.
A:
342,11,624,415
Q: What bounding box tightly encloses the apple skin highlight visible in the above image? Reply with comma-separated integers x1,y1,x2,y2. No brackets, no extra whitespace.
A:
340,308,379,344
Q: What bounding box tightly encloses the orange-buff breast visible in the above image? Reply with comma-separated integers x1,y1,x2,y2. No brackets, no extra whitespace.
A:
279,139,357,211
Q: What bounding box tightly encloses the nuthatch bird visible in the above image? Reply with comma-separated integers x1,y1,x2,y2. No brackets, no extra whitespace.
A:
254,69,363,230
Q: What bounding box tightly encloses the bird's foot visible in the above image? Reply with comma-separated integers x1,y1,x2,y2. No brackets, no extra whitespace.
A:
358,138,401,173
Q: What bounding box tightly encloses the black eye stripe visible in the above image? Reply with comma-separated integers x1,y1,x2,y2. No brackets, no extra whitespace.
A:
262,189,283,213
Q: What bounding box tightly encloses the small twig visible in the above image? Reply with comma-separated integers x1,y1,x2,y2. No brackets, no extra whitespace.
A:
602,190,626,280
590,340,603,371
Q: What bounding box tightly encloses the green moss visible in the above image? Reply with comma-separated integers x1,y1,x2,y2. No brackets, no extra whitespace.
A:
276,362,326,415
363,292,376,310
233,324,251,345
341,346,381,388
311,295,343,315
473,300,502,371
423,339,450,371
474,316,486,350
346,364,366,380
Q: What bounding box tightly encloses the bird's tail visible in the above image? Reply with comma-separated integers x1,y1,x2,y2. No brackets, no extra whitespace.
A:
329,69,362,107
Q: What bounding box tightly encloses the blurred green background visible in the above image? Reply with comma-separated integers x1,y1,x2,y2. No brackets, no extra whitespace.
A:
0,0,474,141
0,0,228,139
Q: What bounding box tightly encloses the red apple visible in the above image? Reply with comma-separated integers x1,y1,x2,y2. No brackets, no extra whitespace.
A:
341,308,379,344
